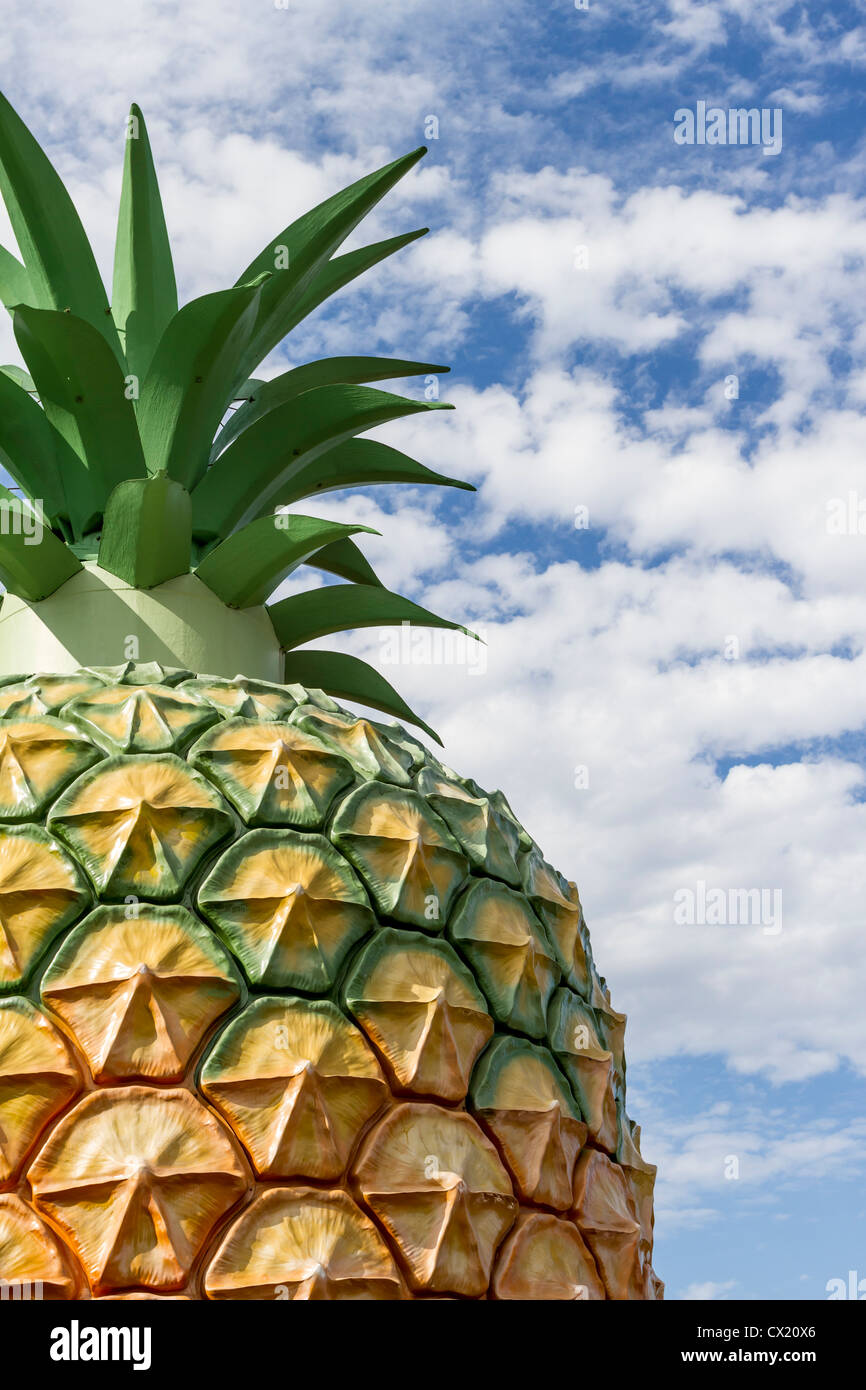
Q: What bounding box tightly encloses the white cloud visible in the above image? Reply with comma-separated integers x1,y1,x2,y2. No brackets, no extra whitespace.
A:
678,1279,738,1300
653,1108,866,1232
768,86,824,114
660,0,727,51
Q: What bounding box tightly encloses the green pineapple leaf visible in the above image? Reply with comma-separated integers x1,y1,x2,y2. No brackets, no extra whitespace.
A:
0,364,35,392
279,225,428,335
13,305,146,535
282,647,442,744
303,535,385,588
232,148,427,385
192,384,452,540
112,104,178,384
0,369,86,523
137,282,264,488
0,243,33,310
268,582,478,650
195,513,379,608
211,357,448,463
269,436,474,509
0,483,82,600
98,475,192,588
232,377,264,401
0,91,121,358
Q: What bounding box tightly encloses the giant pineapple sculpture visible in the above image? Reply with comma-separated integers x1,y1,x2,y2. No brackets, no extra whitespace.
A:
0,91,661,1301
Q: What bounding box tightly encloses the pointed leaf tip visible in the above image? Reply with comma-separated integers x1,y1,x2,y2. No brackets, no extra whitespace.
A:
281,647,442,745
196,513,374,608
194,382,451,537
231,147,433,382
113,97,178,382
268,582,471,652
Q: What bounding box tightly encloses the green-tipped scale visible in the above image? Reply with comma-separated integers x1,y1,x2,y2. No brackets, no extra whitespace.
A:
0,92,474,740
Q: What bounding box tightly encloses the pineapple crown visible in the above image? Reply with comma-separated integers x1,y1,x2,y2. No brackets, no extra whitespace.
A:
0,94,477,742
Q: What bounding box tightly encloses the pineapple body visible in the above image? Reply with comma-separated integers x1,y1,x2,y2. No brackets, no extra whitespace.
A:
0,663,662,1300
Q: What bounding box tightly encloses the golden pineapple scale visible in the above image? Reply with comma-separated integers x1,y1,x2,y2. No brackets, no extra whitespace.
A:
0,663,662,1300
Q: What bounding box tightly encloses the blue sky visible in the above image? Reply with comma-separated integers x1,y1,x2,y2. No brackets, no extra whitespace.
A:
1,0,865,1299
